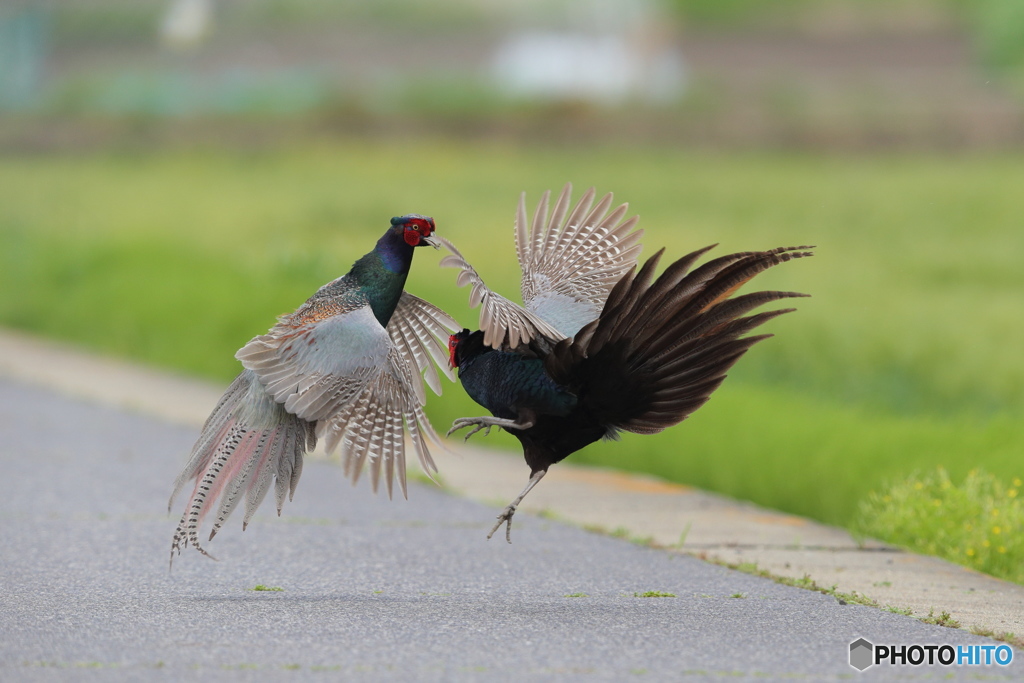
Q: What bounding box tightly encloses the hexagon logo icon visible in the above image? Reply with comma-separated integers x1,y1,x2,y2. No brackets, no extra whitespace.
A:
849,638,874,671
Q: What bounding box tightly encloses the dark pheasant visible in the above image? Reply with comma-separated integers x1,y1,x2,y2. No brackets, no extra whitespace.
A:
441,185,811,541
169,215,457,562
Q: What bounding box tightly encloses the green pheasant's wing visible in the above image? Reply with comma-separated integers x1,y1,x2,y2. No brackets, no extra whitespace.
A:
386,292,459,399
236,292,454,499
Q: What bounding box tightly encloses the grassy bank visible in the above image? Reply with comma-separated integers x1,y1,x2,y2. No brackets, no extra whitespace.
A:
2,139,1021,536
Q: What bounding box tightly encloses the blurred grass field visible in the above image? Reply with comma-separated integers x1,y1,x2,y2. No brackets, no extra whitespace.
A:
1,139,1022,534
855,468,1024,584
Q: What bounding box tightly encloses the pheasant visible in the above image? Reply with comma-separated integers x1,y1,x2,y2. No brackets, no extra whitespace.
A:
169,214,457,562
441,185,812,541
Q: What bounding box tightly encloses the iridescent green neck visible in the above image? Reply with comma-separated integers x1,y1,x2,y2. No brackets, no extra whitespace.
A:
350,229,414,327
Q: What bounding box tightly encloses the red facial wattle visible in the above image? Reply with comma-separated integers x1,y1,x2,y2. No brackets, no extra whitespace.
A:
403,217,435,246
448,334,460,368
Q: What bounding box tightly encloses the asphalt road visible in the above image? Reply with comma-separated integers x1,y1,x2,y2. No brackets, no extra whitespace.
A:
1,378,1019,682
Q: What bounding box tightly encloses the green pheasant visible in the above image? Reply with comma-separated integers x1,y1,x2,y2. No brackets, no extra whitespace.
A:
169,215,456,562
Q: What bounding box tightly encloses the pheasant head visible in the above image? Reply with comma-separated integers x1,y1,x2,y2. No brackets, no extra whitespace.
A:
390,214,438,248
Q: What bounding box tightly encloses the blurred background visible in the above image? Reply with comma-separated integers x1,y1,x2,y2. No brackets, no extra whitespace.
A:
1,0,1022,582
5,0,1024,148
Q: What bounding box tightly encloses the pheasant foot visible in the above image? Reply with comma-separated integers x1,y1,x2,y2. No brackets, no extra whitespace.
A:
485,468,548,544
488,505,517,543
446,416,533,441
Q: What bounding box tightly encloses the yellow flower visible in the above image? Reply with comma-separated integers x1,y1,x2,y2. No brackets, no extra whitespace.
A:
983,540,991,547
1014,478,1022,487
998,546,1006,554
966,548,976,557
914,482,924,491
933,499,942,507
1009,489,1018,498
992,509,1000,517
993,526,1001,534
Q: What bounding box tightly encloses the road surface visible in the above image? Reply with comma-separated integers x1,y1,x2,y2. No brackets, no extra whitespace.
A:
1,378,1018,681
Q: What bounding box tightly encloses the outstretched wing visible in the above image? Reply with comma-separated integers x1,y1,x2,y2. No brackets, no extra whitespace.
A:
170,291,456,562
518,183,643,338
437,236,563,349
235,291,455,497
439,184,644,349
237,303,388,421
387,292,460,401
316,344,444,499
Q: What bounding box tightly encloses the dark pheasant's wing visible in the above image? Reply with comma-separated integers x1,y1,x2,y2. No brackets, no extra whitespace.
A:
439,184,643,349
437,236,563,349
518,183,643,338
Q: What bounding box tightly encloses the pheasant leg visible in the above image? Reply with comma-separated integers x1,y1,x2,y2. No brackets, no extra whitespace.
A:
487,469,547,543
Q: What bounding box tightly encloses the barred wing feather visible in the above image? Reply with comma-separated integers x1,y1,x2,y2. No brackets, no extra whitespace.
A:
169,292,454,563
236,297,451,493
439,184,643,350
387,292,460,402
320,345,444,499
519,183,643,338
437,236,563,348
236,305,390,423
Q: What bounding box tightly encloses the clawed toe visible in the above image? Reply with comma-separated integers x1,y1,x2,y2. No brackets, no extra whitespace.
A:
487,505,516,543
446,418,493,441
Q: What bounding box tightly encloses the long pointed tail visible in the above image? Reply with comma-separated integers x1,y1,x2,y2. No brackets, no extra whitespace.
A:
168,369,315,564
547,245,812,434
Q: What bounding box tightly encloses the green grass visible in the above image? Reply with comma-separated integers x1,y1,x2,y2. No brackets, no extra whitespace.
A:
855,468,1024,584
633,591,677,598
1,139,1022,575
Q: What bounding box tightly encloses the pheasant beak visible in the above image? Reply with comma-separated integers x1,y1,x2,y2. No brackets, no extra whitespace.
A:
422,234,440,249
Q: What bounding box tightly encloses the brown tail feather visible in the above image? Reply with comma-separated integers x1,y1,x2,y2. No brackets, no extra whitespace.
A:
637,292,805,365
549,244,811,435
